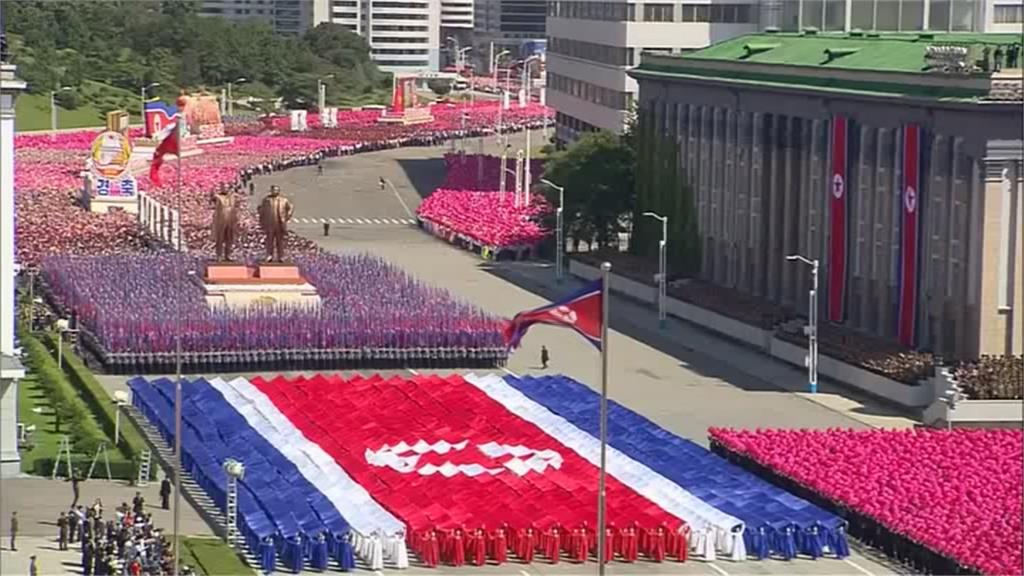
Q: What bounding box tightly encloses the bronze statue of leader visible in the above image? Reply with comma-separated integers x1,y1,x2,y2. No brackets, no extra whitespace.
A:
212,188,238,261
258,185,294,262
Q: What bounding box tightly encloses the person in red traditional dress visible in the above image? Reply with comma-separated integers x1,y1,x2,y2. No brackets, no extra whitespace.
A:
450,529,466,566
672,523,690,562
418,531,438,567
571,527,590,563
648,526,667,562
489,527,508,565
545,526,561,564
603,526,616,563
620,526,639,562
517,527,537,563
471,528,487,566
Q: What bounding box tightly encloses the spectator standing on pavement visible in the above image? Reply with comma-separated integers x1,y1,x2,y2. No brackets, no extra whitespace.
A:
9,511,17,551
160,476,172,510
379,177,386,191
68,507,79,543
541,345,549,369
132,492,145,516
317,163,324,177
58,511,69,550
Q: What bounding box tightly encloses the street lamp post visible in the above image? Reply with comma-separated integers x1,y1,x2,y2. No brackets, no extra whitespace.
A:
140,82,160,133
786,254,819,394
446,36,459,69
643,212,668,329
499,144,511,201
514,149,524,206
502,167,516,203
492,49,510,91
541,179,565,283
458,46,473,72
50,86,72,140
227,77,246,116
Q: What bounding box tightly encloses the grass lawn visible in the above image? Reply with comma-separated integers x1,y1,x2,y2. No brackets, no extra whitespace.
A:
16,372,67,473
18,339,131,476
181,537,254,576
15,80,141,132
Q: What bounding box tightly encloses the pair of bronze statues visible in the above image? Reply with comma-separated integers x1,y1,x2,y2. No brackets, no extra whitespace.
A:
213,185,294,262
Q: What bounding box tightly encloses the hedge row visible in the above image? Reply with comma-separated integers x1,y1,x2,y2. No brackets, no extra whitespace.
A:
21,334,104,456
41,332,152,483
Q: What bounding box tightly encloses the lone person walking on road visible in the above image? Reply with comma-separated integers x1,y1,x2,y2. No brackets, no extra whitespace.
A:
160,476,172,510
9,511,17,551
29,555,38,576
68,467,82,507
317,163,324,177
540,346,549,370
379,177,386,191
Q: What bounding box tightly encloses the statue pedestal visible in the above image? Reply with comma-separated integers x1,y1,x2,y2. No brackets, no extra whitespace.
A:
202,263,320,310
377,108,434,125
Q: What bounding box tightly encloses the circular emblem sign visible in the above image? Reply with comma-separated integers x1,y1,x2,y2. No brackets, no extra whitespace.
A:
89,131,133,179
832,173,845,199
904,186,917,213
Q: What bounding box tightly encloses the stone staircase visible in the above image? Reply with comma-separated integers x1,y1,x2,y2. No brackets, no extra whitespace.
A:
125,405,263,567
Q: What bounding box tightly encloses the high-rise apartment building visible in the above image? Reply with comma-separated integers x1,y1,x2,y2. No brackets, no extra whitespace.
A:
547,0,1024,144
319,0,442,72
199,0,317,35
475,0,548,64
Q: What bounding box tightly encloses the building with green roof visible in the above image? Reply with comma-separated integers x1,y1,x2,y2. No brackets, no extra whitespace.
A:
627,31,1021,359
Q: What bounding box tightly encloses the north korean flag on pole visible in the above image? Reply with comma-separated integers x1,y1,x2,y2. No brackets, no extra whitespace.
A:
504,278,603,350
897,124,922,347
828,115,849,323
504,262,614,568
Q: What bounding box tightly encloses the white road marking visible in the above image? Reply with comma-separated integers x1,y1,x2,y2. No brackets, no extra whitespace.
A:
518,570,530,576
406,368,420,376
500,366,519,377
707,562,731,576
390,218,400,225
844,559,876,576
329,218,337,223
355,218,365,224
372,218,382,224
385,178,415,219
318,218,327,223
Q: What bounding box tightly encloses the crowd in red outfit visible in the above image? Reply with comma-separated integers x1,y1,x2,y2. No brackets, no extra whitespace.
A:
710,428,1023,576
417,189,552,250
409,522,691,567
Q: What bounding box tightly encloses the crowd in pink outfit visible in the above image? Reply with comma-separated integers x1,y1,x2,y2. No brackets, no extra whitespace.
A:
440,153,545,192
13,102,551,267
709,428,1024,576
417,189,552,252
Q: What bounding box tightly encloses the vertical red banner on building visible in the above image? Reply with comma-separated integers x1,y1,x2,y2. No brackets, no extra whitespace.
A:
898,124,921,347
828,116,849,323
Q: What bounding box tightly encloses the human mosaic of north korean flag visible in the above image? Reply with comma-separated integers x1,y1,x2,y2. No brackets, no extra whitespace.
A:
248,373,688,541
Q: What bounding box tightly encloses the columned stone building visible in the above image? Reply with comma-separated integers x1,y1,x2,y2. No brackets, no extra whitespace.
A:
629,31,1022,359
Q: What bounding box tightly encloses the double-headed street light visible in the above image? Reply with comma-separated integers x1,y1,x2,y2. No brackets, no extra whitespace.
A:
499,144,511,201
541,179,565,283
140,82,160,131
457,46,473,72
227,77,246,116
642,212,668,328
50,86,72,140
786,254,819,394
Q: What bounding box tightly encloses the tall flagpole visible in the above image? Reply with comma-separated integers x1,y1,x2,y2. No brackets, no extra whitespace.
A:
172,116,183,576
597,261,610,575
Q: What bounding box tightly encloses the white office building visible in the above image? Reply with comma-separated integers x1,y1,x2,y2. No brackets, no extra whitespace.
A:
319,0,442,72
547,0,1024,144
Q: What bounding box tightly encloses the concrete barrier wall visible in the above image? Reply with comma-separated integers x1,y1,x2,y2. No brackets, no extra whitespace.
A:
768,337,931,407
570,258,936,410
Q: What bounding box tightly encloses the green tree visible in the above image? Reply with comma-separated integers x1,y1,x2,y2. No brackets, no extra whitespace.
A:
542,131,635,249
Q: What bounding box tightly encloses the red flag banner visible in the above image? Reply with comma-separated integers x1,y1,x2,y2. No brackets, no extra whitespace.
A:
898,124,921,347
828,116,849,323
149,122,179,187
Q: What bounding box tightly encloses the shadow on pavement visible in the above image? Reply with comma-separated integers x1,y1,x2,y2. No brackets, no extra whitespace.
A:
395,157,447,198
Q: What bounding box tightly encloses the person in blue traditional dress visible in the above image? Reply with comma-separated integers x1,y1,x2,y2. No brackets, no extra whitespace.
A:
259,536,276,573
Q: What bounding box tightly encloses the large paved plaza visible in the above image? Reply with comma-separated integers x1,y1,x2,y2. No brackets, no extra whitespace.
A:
12,137,918,576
